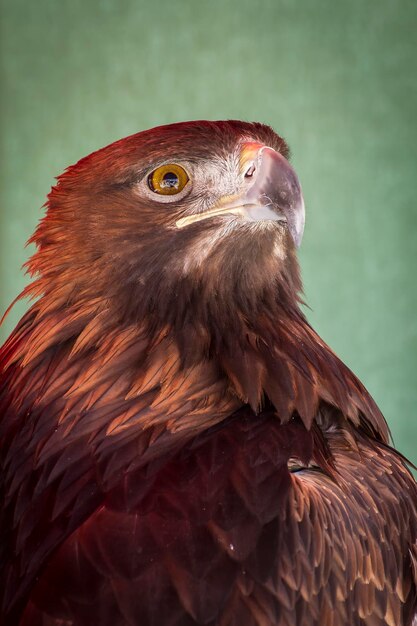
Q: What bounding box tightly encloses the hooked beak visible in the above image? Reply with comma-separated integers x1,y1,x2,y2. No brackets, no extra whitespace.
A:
176,143,305,248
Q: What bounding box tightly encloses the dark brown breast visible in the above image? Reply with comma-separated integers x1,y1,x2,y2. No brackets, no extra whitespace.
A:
16,408,417,626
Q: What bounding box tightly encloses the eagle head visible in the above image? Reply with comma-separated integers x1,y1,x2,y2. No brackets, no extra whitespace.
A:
29,121,305,341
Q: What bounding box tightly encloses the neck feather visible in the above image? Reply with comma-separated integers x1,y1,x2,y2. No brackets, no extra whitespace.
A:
2,274,389,448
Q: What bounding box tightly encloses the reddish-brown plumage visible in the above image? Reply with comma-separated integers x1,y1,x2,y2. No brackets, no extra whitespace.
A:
1,121,416,625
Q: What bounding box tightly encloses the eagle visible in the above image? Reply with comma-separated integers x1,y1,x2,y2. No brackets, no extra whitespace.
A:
1,120,416,626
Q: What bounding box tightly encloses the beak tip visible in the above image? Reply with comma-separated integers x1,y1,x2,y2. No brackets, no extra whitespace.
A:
291,196,305,248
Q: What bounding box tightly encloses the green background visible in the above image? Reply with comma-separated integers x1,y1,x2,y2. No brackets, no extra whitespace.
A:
1,0,416,466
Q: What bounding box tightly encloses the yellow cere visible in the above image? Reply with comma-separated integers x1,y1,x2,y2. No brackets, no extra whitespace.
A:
148,164,189,196
239,142,264,175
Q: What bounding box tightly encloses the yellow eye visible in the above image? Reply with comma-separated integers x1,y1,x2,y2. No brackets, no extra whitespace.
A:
148,164,189,195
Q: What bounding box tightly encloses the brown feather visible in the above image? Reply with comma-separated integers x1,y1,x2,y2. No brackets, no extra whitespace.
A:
1,120,416,626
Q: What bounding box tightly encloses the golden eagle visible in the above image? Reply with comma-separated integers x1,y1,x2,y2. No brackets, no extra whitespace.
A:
1,121,416,625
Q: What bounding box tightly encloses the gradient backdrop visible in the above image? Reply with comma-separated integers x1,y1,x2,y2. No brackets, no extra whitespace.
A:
1,0,416,466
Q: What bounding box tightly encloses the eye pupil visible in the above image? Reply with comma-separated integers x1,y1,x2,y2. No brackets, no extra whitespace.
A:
161,172,179,189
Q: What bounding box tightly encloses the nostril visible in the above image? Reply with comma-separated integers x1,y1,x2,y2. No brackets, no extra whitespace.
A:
244,163,256,178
